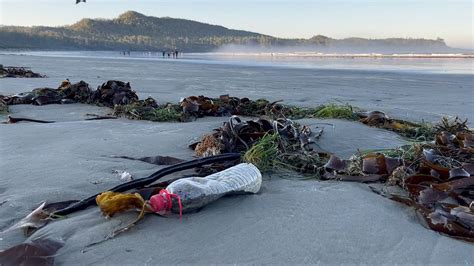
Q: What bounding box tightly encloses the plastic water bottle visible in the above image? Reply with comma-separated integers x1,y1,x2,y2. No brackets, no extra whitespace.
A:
149,163,262,215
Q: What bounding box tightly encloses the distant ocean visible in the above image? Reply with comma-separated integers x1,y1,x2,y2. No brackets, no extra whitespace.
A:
1,50,473,75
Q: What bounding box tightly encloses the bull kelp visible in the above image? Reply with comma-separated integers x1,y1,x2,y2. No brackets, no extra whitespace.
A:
111,93,438,141
1,79,440,141
188,115,473,242
2,78,472,244
320,117,474,242
191,116,327,177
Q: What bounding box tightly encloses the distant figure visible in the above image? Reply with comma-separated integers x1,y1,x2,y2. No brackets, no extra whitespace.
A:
162,51,166,57
175,50,179,58
123,51,126,56
168,52,171,58
127,50,130,56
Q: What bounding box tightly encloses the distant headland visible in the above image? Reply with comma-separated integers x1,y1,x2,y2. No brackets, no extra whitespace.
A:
0,11,469,53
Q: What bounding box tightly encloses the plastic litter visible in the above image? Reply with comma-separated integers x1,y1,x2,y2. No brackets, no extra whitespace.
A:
150,163,262,215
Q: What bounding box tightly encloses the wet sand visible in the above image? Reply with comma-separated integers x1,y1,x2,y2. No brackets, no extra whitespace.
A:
0,53,473,263
0,104,472,264
1,53,473,123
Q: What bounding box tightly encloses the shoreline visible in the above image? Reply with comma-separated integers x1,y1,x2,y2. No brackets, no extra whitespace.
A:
202,52,474,59
2,50,474,59
0,53,472,124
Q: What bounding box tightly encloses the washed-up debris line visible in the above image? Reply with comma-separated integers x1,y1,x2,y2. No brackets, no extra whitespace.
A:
186,115,473,242
0,80,138,107
113,93,432,138
1,78,472,257
108,92,435,141
1,79,437,141
114,94,439,141
190,116,327,174
321,117,473,242
113,95,360,122
118,96,436,141
0,65,46,78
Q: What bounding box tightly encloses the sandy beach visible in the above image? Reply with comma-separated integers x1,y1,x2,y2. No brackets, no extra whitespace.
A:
0,53,473,264
1,53,473,122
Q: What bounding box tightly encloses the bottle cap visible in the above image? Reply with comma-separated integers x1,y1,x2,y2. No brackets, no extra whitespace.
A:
150,194,167,214
149,189,183,218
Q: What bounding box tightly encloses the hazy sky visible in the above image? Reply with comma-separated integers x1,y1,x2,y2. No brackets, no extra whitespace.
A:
0,0,472,48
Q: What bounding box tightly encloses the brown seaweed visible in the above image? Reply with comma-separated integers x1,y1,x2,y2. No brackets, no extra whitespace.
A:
0,65,46,78
3,79,472,242
1,79,448,142
193,116,329,175
0,238,64,266
111,155,185,165
323,155,347,171
337,174,385,182
5,115,55,124
84,115,117,121
314,121,474,242
2,80,139,108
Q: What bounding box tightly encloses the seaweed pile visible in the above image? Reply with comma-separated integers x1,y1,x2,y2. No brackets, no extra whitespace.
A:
114,95,358,122
188,115,472,241
1,78,438,141
190,116,327,174
112,98,184,122
114,94,436,141
0,80,138,107
0,65,46,78
89,80,139,107
359,110,435,141
188,115,473,242
112,95,318,122
329,121,473,242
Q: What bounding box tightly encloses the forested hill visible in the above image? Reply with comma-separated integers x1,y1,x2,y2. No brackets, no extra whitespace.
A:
0,11,456,53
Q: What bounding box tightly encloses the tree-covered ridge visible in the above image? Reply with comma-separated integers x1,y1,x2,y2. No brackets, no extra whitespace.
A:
0,11,453,52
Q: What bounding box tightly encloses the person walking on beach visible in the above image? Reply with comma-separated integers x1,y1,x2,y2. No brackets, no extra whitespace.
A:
175,49,179,58
162,51,166,57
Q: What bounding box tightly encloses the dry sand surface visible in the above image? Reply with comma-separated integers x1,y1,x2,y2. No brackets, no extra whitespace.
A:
0,104,473,264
